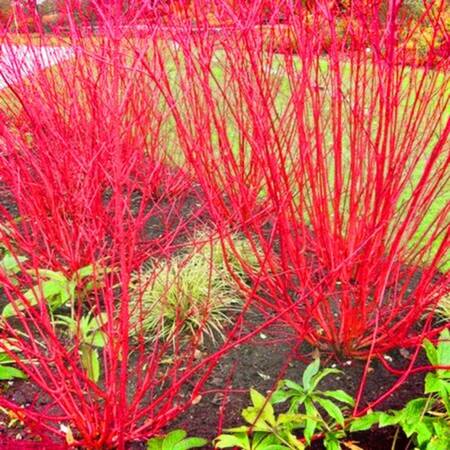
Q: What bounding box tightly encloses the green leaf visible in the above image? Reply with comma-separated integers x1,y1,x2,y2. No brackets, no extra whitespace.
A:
309,369,341,392
75,264,95,280
0,254,26,274
437,329,450,376
91,350,100,383
302,359,320,391
283,380,303,392
89,331,107,348
91,313,108,329
431,417,450,436
250,389,268,411
425,373,444,394
316,398,345,426
402,398,429,424
215,433,250,449
303,399,319,443
0,365,27,380
162,430,187,450
31,269,67,282
81,348,101,383
2,303,21,319
349,413,382,432
173,437,208,450
147,437,163,450
261,446,291,450
286,432,306,450
224,426,250,433
378,412,402,428
427,437,450,450
55,314,76,327
323,433,342,450
2,290,39,318
423,339,438,366
322,390,355,406
277,413,305,428
253,433,285,448
289,393,307,411
25,280,68,305
271,389,294,404
242,389,276,429
0,353,12,363
5,280,67,318
413,421,433,446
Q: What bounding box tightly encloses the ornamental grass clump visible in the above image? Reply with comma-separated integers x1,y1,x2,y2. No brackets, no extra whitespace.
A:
129,231,264,343
129,252,238,344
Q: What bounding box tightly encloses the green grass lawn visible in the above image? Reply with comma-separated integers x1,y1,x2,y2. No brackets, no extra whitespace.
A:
0,35,448,270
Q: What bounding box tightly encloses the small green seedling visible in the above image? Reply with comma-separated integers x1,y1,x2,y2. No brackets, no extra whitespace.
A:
55,311,108,383
215,388,305,449
350,329,450,450
146,429,207,450
271,358,354,446
216,359,354,450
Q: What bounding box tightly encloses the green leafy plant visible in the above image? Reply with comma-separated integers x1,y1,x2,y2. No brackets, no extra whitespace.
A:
350,329,450,449
0,340,26,381
216,359,355,450
271,358,354,449
146,429,207,450
2,263,106,318
55,311,108,382
215,388,305,450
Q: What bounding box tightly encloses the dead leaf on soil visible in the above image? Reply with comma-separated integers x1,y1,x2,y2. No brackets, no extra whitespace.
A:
65,426,75,445
399,348,411,359
257,371,270,380
343,440,364,450
0,406,25,427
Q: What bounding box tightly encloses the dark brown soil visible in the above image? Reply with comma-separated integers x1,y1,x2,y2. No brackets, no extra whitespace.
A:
0,310,427,449
0,183,430,450
166,314,425,450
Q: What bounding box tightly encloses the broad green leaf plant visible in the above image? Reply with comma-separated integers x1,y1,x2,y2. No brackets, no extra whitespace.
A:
55,311,108,383
350,329,450,450
146,429,207,450
215,358,354,450
0,339,26,381
2,263,107,318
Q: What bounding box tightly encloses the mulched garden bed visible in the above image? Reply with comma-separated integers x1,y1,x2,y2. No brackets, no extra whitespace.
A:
168,312,425,450
0,182,432,449
1,309,426,449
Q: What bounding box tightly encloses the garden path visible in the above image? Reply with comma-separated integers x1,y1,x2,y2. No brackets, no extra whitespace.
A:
0,44,73,89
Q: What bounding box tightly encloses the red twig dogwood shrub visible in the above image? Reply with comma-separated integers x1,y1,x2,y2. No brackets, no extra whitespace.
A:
157,0,449,359
0,239,248,448
0,30,192,270
0,1,447,446
0,11,259,449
